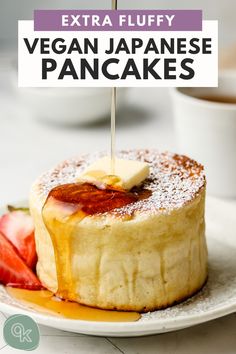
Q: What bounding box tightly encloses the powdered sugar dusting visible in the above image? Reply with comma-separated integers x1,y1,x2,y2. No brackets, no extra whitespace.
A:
35,150,205,215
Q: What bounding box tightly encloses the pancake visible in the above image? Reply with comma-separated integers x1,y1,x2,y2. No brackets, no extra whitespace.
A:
29,150,207,312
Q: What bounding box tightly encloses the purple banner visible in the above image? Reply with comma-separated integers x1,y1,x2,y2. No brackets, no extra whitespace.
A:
34,10,202,31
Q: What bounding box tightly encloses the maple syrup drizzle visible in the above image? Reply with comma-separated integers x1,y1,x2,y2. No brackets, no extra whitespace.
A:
42,182,151,300
110,0,117,174
111,87,116,174
7,287,140,322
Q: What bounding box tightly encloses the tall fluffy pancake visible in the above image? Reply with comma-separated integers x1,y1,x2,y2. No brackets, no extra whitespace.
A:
29,150,207,312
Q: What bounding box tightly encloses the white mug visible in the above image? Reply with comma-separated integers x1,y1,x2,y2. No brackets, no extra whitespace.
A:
171,71,236,198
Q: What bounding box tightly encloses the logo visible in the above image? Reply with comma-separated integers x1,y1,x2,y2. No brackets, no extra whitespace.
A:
3,314,40,351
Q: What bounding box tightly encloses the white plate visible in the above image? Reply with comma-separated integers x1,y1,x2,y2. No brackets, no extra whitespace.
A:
0,197,236,337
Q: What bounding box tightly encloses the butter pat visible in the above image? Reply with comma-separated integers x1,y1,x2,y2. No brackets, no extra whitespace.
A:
80,156,149,190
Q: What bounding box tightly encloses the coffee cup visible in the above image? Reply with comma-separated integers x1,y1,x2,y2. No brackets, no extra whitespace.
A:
171,71,236,198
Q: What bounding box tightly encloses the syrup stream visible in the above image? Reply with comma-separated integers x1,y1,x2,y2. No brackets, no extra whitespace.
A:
110,0,117,174
111,86,116,175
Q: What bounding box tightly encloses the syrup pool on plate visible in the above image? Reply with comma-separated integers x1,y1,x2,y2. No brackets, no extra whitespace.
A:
7,287,140,322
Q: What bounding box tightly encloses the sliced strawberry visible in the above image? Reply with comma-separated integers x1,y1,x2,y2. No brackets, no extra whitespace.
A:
0,210,37,269
0,232,42,289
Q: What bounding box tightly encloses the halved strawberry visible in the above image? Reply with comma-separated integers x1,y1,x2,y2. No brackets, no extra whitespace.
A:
0,232,42,289
0,210,37,269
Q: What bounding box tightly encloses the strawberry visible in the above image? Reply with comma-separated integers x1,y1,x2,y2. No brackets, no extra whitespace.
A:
0,210,37,269
0,232,42,289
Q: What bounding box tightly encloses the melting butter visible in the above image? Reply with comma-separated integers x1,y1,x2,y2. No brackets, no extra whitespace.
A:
79,156,150,190
81,171,122,188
